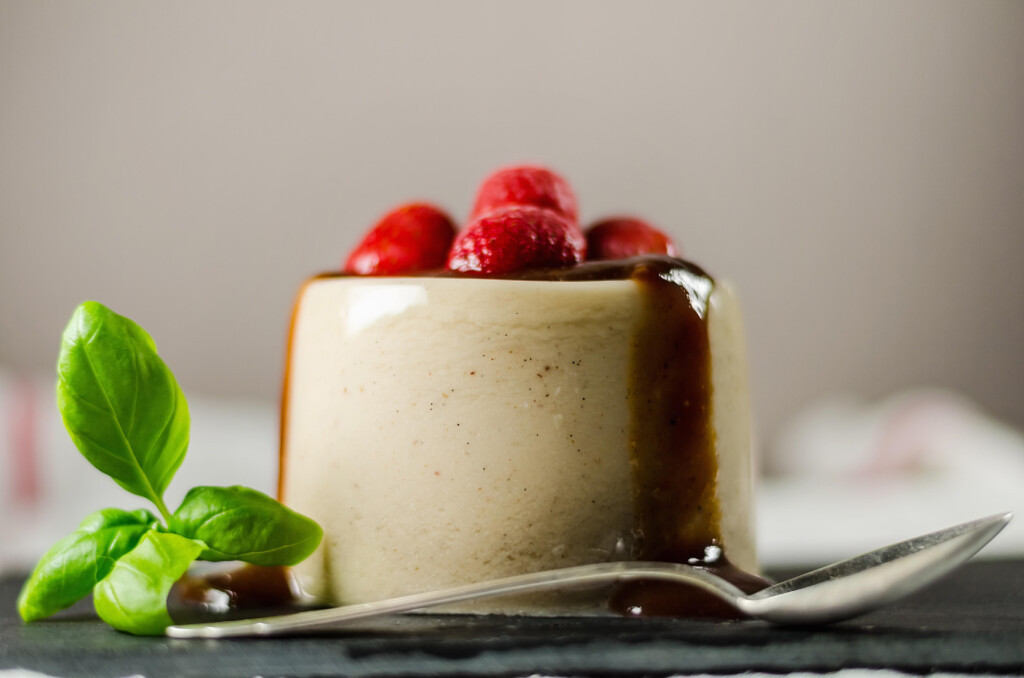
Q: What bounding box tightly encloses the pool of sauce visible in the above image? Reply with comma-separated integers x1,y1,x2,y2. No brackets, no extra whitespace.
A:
186,255,766,624
169,565,299,624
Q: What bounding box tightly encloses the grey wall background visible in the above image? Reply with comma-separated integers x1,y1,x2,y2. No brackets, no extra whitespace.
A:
2,1,1022,445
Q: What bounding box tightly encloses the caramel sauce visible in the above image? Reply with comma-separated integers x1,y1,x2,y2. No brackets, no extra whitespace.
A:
610,552,772,619
629,260,720,561
169,565,297,624
217,255,764,624
276,276,314,502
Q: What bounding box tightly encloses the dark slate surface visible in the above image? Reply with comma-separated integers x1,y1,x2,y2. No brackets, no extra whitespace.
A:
3,561,1024,677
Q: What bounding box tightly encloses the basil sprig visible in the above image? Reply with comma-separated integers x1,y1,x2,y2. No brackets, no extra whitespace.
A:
17,301,322,635
171,486,325,566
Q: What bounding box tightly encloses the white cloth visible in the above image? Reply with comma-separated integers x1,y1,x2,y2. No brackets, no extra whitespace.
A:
758,388,1024,565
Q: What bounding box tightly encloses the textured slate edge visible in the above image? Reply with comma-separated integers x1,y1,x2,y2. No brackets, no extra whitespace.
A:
5,617,1024,678
5,561,1024,678
5,639,1024,678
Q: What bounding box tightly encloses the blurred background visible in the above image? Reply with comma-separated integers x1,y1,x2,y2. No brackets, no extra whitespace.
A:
2,1,1023,569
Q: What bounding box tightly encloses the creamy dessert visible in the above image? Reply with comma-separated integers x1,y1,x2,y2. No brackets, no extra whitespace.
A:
278,167,759,615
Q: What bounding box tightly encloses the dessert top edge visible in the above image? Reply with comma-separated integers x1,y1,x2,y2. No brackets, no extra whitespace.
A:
315,254,713,283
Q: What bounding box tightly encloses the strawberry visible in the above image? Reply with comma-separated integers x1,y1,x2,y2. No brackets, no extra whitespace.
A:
447,205,586,275
469,165,578,224
344,203,457,275
584,217,679,260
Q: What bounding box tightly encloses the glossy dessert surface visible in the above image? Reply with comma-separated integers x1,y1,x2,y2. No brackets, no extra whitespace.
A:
279,257,756,614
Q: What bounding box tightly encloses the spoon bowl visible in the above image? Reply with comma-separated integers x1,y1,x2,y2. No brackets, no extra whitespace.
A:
167,512,1011,638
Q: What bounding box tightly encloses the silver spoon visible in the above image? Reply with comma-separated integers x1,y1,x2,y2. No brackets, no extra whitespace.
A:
167,511,1011,638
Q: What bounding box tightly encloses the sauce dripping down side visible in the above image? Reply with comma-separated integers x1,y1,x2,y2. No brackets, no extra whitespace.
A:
524,257,771,614
630,261,721,562
611,261,729,617
519,256,770,614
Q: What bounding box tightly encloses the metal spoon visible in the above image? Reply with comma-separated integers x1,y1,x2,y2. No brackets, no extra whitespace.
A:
167,511,1011,638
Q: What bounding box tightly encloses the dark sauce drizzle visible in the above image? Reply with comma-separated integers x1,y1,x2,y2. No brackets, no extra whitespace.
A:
169,565,298,624
180,255,767,624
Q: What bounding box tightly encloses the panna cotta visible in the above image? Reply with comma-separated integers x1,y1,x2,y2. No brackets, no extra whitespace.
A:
278,256,757,613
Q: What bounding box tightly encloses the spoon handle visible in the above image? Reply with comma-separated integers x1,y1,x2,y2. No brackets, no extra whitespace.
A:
166,512,1012,638
166,561,744,638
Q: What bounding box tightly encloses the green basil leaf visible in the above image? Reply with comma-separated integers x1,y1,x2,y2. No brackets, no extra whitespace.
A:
17,508,158,622
92,530,203,636
170,485,323,566
76,507,160,534
56,301,189,517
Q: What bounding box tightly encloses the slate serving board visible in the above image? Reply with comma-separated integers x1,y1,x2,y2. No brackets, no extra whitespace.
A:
3,560,1024,677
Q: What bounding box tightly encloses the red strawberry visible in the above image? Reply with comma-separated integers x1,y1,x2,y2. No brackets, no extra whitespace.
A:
344,203,457,275
447,205,586,275
469,165,578,224
585,217,679,260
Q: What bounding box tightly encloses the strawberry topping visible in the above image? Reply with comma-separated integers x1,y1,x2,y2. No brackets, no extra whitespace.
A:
585,217,679,261
469,166,578,224
344,203,457,275
447,205,586,275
